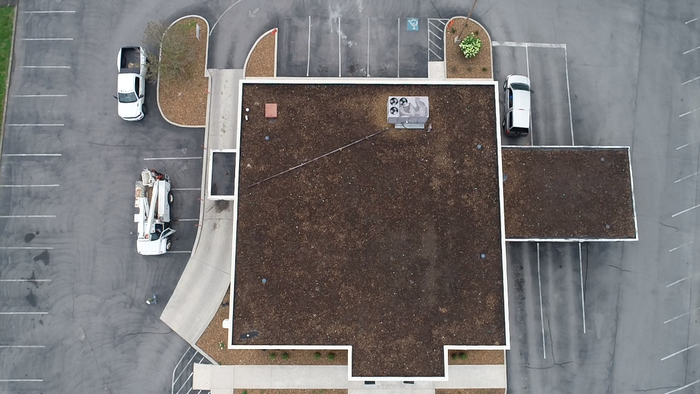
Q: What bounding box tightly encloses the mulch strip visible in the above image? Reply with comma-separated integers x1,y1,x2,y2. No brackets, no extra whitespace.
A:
158,17,208,126
502,147,636,239
445,18,492,79
245,30,276,77
233,83,505,378
448,350,504,365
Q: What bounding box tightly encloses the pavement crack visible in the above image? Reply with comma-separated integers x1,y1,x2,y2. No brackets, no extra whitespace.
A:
428,0,443,18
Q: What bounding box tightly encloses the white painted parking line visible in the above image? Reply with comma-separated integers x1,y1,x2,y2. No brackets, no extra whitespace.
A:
675,172,700,183
493,41,566,48
428,48,442,61
565,47,575,145
661,344,698,361
525,46,534,146
0,184,59,188
665,380,700,394
429,29,441,40
669,241,693,252
683,46,700,55
672,203,700,218
0,215,56,218
681,76,700,86
0,246,53,250
0,378,44,382
306,16,311,77
22,38,73,41
338,17,342,77
168,251,192,254
666,276,689,287
537,243,546,359
7,123,63,127
3,153,61,157
0,279,51,282
11,95,67,98
21,10,75,14
366,17,370,77
175,219,198,222
676,143,691,150
171,188,200,191
578,243,586,333
397,18,400,77
0,311,48,315
143,157,202,161
679,107,700,117
21,65,70,69
0,345,45,348
664,307,700,324
686,18,698,24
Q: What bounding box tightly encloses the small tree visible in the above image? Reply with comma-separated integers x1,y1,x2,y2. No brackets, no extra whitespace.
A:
459,33,482,59
143,20,198,83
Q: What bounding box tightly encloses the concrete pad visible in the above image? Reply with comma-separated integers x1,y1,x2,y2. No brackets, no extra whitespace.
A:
207,69,243,151
228,365,349,388
434,365,507,388
211,389,235,394
428,61,445,80
211,365,235,389
193,364,212,389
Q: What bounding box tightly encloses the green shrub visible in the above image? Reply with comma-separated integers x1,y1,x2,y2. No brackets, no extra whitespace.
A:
327,353,336,361
459,352,467,360
459,33,482,59
269,353,277,360
482,67,488,72
282,352,289,360
314,352,321,359
451,353,457,360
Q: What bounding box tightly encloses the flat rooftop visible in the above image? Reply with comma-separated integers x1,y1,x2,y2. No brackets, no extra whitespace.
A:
232,82,507,378
502,147,637,240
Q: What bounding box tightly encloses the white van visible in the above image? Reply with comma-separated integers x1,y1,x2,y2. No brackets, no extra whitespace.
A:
502,75,531,137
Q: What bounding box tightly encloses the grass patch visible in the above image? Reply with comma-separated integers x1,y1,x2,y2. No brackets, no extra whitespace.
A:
0,6,14,135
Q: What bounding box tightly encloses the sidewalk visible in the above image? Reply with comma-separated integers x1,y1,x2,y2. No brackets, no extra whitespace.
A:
160,69,243,344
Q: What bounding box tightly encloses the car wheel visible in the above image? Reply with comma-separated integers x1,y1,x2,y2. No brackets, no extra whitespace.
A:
168,191,174,204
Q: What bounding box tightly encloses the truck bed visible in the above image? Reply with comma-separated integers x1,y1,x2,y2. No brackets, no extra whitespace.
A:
119,46,142,73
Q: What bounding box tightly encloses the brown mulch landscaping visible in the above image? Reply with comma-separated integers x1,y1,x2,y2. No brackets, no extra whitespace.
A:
437,390,505,394
234,83,505,378
445,18,492,79
245,29,276,77
158,16,208,126
502,147,636,239
448,350,504,365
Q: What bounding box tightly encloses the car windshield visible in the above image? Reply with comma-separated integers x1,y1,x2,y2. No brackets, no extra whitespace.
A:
510,82,530,91
118,92,138,103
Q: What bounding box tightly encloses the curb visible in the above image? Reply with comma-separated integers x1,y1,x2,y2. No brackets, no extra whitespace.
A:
444,16,495,80
242,28,278,78
156,15,210,129
0,5,18,157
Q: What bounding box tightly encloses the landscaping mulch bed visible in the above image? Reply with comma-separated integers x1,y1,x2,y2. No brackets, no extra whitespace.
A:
445,18,492,79
448,350,504,365
437,390,505,394
234,83,505,378
502,147,636,239
158,16,208,126
245,29,276,77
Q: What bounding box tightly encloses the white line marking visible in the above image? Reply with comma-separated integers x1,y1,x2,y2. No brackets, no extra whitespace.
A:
672,204,700,218
171,188,200,191
665,379,700,394
143,157,202,161
666,276,689,287
428,40,443,49
11,95,67,98
429,30,441,40
669,241,693,252
537,243,546,359
677,143,691,150
21,10,75,14
0,184,59,188
7,123,63,127
0,379,44,382
682,76,700,86
683,46,700,55
526,46,533,146
176,219,198,222
428,48,442,60
679,108,700,117
21,65,70,69
686,18,698,24
168,251,192,254
436,19,446,25
675,172,700,183
210,0,243,34
397,18,400,78
492,41,566,48
338,17,342,77
664,307,700,324
0,345,45,348
0,215,56,218
565,46,574,145
306,16,311,77
0,279,51,282
22,38,73,41
578,243,586,333
367,17,370,77
0,312,48,315
0,247,53,250
661,344,698,361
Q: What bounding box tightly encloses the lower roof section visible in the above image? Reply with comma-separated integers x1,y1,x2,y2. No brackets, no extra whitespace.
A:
502,146,637,241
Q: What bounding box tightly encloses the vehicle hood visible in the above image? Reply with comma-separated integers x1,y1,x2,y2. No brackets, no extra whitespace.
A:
118,100,142,119
137,238,167,255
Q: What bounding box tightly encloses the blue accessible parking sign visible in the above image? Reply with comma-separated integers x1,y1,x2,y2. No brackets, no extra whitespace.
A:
407,18,419,31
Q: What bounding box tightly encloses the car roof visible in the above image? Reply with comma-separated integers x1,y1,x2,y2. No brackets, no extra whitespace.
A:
510,88,530,128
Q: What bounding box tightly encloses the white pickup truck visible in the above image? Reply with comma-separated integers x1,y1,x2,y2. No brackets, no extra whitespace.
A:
116,46,147,121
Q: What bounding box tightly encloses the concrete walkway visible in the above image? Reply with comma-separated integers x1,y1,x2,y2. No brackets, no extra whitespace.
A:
193,364,506,393
160,69,243,344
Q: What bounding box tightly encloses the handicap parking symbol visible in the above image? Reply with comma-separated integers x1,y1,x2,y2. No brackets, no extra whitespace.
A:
407,18,419,31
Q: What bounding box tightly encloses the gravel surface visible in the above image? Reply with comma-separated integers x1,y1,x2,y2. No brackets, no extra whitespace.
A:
245,30,276,78
446,18,492,79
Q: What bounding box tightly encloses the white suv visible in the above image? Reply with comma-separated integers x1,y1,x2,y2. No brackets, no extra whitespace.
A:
502,75,531,137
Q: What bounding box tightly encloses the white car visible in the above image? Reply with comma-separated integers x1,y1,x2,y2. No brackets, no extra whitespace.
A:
502,75,531,137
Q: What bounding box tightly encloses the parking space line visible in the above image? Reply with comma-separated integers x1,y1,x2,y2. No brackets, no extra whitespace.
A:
0,311,48,315
0,215,56,218
666,277,689,287
11,95,67,98
0,378,44,382
675,172,700,183
493,41,566,48
0,184,59,188
168,251,192,254
565,47,575,145
664,307,700,324
679,107,700,117
338,17,342,77
0,345,45,348
681,76,700,86
21,10,75,14
171,188,200,191
676,143,692,150
397,18,400,77
367,17,370,77
525,46,534,146
175,219,198,222
306,16,311,77
0,247,53,250
669,241,693,252
3,153,62,157
429,29,441,40
0,279,51,282
578,243,586,333
686,18,698,24
683,46,700,55
143,157,202,161
428,48,442,61
7,123,63,127
661,344,698,361
22,38,73,41
672,203,700,217
665,380,700,394
537,243,546,359
21,65,71,69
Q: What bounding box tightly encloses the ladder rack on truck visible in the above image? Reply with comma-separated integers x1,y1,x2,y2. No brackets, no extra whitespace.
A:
134,169,175,255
